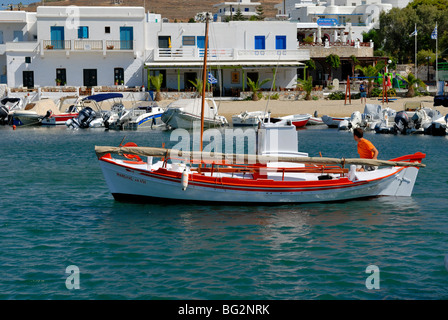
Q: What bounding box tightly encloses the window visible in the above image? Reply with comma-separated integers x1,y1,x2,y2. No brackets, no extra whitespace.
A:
158,36,171,49
247,72,259,83
182,36,195,46
254,36,265,50
105,26,111,34
78,26,89,39
13,31,23,42
275,35,286,50
244,8,249,12
25,57,31,64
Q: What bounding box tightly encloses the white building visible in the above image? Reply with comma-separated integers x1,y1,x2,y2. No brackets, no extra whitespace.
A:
145,15,309,95
213,0,261,20
3,6,146,88
1,6,310,95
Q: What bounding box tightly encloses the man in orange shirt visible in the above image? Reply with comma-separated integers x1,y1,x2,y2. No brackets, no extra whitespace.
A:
353,128,379,171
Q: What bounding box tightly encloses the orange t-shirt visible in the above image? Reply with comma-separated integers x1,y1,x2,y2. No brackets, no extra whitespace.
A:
357,138,375,159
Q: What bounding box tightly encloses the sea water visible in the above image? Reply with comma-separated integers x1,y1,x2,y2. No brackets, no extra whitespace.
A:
0,125,447,300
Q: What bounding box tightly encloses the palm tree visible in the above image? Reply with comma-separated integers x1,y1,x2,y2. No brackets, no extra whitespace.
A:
354,61,385,97
188,78,211,97
297,76,313,100
247,77,270,101
403,73,426,97
149,73,163,101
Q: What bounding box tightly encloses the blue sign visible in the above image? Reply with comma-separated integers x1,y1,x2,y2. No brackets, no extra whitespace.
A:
317,18,338,26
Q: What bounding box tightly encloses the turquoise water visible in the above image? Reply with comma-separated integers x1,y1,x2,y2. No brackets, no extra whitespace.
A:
1,125,448,300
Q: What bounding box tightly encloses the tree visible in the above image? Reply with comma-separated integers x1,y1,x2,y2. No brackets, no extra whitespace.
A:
355,61,386,97
403,73,426,97
305,59,316,78
297,76,313,100
247,77,270,101
233,8,246,21
325,54,341,81
188,78,211,97
149,73,163,101
254,5,265,21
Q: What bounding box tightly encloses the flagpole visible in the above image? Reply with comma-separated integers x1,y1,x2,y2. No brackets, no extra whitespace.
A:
436,22,438,88
415,23,417,77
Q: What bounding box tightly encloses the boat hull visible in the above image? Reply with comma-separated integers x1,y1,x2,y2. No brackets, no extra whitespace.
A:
162,108,227,129
98,158,421,204
41,113,78,125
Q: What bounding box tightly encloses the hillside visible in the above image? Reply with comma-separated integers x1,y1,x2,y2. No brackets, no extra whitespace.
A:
26,0,283,22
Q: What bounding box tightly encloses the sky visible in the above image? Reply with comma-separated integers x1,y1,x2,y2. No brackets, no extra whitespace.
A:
1,0,39,8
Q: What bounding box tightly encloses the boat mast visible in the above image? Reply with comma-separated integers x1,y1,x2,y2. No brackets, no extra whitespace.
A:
200,13,210,153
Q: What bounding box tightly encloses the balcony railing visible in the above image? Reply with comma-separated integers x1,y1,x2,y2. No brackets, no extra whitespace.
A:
42,39,134,51
153,48,304,61
43,40,71,50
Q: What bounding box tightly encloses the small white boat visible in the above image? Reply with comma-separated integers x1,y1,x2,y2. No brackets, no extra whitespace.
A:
232,110,268,126
66,93,123,129
279,114,311,128
105,102,165,130
307,116,324,125
41,96,81,126
161,98,228,129
322,115,349,128
12,98,58,126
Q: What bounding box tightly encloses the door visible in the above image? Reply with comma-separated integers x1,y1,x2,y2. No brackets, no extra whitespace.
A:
254,36,265,50
56,68,66,85
50,26,64,49
275,35,286,50
23,71,34,88
0,31,3,44
120,27,133,50
184,72,197,90
114,68,124,85
197,36,205,49
83,69,97,87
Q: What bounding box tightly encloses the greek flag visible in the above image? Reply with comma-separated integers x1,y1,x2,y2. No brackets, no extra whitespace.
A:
409,28,417,37
431,26,437,40
208,72,218,84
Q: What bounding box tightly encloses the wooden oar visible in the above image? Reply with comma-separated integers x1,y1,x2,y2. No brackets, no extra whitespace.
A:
95,146,426,168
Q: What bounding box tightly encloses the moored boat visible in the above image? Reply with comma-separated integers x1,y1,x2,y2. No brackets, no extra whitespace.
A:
161,98,228,130
279,113,311,128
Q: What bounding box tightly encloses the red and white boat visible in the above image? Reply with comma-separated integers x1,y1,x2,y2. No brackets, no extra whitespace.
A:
95,120,425,204
279,114,311,128
41,96,81,125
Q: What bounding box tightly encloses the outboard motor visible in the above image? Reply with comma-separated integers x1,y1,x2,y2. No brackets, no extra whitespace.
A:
72,107,96,129
394,111,409,134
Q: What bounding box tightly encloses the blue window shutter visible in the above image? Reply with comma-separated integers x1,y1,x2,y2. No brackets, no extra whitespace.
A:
255,36,265,50
275,36,286,50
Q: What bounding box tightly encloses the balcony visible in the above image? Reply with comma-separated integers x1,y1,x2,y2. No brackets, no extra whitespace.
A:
41,39,135,55
152,48,307,62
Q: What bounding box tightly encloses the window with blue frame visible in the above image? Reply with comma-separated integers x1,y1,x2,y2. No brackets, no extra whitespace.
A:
254,36,265,50
244,8,249,12
78,26,89,39
275,35,287,50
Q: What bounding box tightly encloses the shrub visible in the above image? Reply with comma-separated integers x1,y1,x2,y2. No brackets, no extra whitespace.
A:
328,91,345,100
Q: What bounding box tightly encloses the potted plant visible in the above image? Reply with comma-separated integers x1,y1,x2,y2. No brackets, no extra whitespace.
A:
55,78,62,86
107,45,114,50
246,77,270,101
149,73,163,101
46,44,54,50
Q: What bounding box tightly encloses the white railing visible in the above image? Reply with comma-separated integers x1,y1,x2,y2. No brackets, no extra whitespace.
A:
154,48,305,61
74,40,103,51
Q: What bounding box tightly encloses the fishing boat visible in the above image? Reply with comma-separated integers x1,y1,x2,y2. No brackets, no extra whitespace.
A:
95,14,426,204
41,96,81,125
161,98,228,129
95,120,426,203
279,114,311,128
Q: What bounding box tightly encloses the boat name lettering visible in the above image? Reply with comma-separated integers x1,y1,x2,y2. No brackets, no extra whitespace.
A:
116,172,146,184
